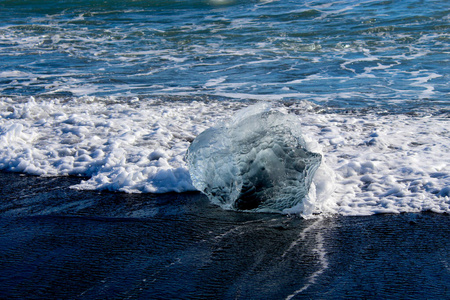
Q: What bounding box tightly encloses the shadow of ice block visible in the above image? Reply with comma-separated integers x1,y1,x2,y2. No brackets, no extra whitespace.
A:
186,109,321,212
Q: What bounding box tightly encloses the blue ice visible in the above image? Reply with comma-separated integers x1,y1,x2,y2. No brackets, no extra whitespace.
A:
186,106,321,212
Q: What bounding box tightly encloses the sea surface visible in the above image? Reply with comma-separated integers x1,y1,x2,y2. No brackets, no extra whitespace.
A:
0,0,449,298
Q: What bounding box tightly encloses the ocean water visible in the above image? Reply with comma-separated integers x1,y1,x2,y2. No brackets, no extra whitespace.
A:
0,0,449,216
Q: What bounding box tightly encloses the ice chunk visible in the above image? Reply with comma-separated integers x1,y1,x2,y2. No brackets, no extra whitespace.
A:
186,108,322,213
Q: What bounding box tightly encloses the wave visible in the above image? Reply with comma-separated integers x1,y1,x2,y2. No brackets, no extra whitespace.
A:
0,96,448,217
1,0,448,110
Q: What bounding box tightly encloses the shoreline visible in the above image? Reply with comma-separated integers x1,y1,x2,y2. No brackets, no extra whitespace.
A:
0,171,449,299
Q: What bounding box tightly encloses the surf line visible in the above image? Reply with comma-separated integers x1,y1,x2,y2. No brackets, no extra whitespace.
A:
284,219,329,299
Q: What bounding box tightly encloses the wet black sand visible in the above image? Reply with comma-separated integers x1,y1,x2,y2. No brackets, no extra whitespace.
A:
0,172,449,299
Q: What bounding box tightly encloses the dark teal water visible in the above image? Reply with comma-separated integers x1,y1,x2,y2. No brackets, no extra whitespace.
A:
1,0,449,111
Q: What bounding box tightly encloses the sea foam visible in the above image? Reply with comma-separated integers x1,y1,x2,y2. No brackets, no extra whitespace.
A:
0,96,448,216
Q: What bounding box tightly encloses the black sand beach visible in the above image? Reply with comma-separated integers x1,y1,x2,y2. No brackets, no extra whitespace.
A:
0,171,449,299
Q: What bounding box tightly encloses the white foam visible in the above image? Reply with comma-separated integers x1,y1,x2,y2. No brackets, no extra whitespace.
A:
0,96,237,193
408,72,443,99
297,111,450,216
0,97,448,217
0,71,31,78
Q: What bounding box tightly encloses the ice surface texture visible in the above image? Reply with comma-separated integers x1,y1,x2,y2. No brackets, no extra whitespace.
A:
186,109,322,212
